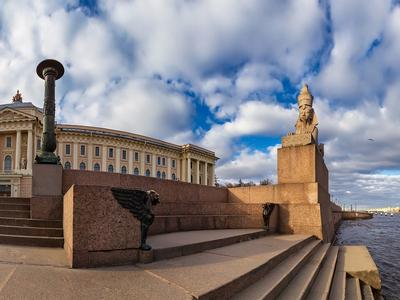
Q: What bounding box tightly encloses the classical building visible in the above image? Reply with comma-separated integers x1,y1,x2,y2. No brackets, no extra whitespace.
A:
0,91,217,197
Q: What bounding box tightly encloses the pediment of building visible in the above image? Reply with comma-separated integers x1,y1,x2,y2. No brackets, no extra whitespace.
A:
0,108,36,123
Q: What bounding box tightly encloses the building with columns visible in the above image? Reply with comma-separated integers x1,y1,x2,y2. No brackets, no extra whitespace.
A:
0,91,217,197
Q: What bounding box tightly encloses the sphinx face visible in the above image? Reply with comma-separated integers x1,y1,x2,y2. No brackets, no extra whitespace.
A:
299,105,313,123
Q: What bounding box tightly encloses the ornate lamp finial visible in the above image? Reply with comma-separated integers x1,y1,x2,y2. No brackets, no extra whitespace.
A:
297,84,313,107
12,90,23,103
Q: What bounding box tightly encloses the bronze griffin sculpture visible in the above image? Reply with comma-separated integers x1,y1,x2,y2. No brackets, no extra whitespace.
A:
111,187,160,251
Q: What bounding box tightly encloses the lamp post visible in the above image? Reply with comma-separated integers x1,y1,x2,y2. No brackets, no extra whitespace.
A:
35,59,64,164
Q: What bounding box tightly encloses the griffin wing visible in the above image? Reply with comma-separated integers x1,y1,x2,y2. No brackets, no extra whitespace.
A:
111,187,151,222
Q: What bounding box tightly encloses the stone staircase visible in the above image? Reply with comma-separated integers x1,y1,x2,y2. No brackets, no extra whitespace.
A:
0,197,63,247
140,231,380,299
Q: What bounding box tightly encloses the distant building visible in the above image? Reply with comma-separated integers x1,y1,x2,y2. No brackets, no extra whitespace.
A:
0,91,217,197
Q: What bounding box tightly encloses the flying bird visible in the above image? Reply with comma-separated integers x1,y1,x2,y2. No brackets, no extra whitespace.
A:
368,138,375,141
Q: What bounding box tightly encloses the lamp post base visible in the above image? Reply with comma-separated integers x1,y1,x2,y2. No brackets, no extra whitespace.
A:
35,152,60,164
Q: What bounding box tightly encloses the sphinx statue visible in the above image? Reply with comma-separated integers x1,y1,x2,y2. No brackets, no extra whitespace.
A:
294,84,318,145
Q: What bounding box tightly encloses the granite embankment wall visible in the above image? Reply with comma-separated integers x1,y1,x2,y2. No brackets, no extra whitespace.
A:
62,169,228,203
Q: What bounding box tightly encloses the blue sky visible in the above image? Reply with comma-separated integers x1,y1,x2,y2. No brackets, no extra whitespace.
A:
1,0,400,209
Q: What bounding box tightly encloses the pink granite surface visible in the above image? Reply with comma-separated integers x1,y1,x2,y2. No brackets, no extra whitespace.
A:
63,185,141,268
62,170,228,203
31,196,63,220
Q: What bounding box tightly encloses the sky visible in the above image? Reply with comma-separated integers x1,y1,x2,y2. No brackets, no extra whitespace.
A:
0,0,400,209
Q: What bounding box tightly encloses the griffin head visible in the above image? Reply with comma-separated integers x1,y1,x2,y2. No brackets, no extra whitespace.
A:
147,190,160,205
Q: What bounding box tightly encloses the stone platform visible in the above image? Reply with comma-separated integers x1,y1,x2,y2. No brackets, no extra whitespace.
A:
0,231,380,299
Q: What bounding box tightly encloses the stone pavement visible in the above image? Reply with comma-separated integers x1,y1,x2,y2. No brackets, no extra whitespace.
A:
0,232,311,300
0,244,192,300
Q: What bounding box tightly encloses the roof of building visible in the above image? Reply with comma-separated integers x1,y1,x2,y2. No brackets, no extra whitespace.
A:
0,101,43,112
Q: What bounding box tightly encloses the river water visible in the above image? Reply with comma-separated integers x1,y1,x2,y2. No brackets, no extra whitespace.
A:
335,214,400,299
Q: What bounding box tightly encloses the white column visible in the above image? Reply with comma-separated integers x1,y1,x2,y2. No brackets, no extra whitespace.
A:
152,154,156,177
15,130,21,170
57,141,63,163
204,163,208,186
73,143,78,169
128,149,133,174
187,157,191,183
27,130,33,173
102,146,107,172
210,164,215,186
116,147,121,173
196,160,200,184
88,143,93,170
167,157,171,179
141,152,145,175
177,159,181,180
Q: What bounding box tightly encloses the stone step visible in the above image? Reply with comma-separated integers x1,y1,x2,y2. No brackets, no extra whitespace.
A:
232,239,321,300
154,202,263,216
139,234,314,299
148,229,269,263
0,217,62,228
0,197,30,205
0,203,30,211
0,210,30,218
150,215,264,235
276,243,331,300
307,246,339,300
0,233,64,247
328,247,346,300
345,277,362,300
361,282,374,300
0,225,63,237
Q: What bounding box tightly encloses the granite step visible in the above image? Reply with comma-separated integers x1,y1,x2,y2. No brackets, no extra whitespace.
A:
139,234,314,299
276,243,331,300
0,225,63,237
232,239,321,300
0,197,30,205
0,203,30,211
150,215,264,235
345,277,362,300
0,210,30,218
148,229,269,263
0,217,62,228
361,282,374,300
0,233,64,247
307,246,339,300
328,247,346,300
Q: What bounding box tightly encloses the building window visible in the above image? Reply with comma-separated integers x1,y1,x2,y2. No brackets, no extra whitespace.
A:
162,157,166,166
108,148,114,158
162,171,166,179
134,152,139,161
4,155,12,171
5,137,11,148
146,154,151,164
64,161,71,170
37,138,41,150
80,162,86,170
80,145,86,156
172,173,176,180
108,164,114,173
145,169,150,177
121,166,127,174
157,171,161,178
134,167,139,175
122,150,127,160
94,163,100,171
65,144,71,155
172,160,176,168
95,146,100,157
157,157,161,165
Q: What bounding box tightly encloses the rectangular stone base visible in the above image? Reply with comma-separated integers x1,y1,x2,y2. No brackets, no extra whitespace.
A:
281,133,314,147
31,196,63,220
32,164,62,196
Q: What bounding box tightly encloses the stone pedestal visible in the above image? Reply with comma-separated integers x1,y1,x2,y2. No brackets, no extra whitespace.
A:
31,164,63,220
277,134,333,242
